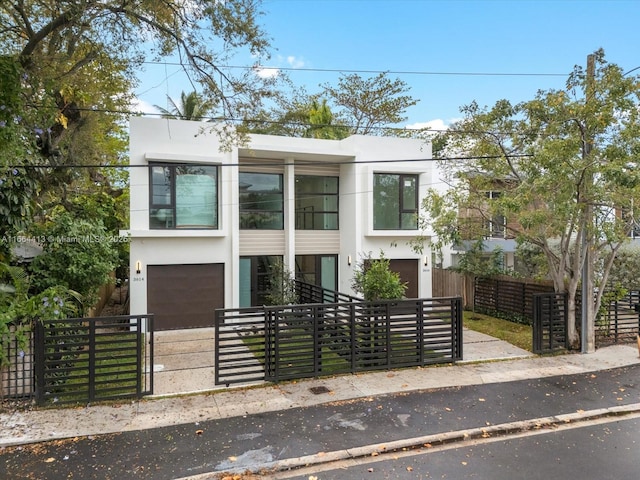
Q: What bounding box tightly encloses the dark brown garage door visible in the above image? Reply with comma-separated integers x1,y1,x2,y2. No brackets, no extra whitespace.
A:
147,264,224,330
389,259,419,299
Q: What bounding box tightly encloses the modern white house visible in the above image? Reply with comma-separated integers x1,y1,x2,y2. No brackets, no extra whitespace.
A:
124,117,435,330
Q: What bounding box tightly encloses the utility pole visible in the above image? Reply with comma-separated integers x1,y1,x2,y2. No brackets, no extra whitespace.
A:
581,54,595,354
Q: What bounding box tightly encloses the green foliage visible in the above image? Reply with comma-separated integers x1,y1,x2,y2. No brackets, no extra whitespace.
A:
322,72,419,135
454,239,506,278
1,262,80,368
423,50,640,347
514,240,549,280
351,251,407,301
265,259,298,306
28,211,118,312
608,246,640,290
244,72,418,138
155,91,214,121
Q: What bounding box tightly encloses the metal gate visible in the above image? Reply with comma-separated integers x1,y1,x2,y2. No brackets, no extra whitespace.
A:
33,315,154,405
215,297,463,385
532,293,568,354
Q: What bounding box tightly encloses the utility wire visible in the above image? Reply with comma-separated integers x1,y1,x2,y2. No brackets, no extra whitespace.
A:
139,60,570,78
3,154,532,170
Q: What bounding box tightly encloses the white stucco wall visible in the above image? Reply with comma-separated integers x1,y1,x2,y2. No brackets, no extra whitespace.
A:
124,117,435,316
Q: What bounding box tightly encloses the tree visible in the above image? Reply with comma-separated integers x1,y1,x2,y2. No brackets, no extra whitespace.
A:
421,50,640,349
0,0,276,219
304,99,349,140
351,252,407,301
155,91,214,121
264,259,298,306
322,72,419,135
28,210,119,313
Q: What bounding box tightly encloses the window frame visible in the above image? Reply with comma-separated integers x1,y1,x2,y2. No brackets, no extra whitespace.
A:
373,173,419,230
239,171,285,230
294,174,339,230
149,162,219,230
483,191,506,239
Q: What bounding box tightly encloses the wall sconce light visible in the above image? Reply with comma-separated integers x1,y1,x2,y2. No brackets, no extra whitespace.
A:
347,255,352,266
135,260,142,275
423,256,428,266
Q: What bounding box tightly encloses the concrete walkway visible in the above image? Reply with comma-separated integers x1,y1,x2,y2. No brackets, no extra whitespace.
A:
151,327,533,396
1,328,638,447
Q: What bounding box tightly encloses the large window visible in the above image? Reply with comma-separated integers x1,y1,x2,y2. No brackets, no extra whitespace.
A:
239,172,284,229
149,164,218,229
373,173,418,230
295,175,339,230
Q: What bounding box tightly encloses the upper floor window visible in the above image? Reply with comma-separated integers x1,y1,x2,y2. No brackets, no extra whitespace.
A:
149,164,218,229
483,191,506,238
295,175,339,230
373,173,418,230
239,172,284,229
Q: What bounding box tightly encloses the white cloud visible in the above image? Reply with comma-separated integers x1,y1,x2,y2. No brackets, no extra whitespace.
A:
406,119,450,131
131,97,160,115
253,66,280,79
286,55,306,68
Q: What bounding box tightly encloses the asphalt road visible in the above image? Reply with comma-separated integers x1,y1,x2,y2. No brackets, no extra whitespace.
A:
1,364,639,480
277,415,640,479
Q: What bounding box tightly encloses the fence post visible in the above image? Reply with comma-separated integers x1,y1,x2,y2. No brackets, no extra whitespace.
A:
33,321,45,405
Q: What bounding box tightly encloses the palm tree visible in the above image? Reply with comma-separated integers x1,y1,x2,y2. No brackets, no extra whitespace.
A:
154,91,214,121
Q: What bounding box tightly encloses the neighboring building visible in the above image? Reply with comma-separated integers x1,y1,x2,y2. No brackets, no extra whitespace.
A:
124,117,435,330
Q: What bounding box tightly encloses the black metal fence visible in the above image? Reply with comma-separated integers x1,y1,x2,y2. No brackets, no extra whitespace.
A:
597,290,640,345
532,293,568,354
215,297,463,385
33,315,153,406
295,279,362,304
1,324,35,401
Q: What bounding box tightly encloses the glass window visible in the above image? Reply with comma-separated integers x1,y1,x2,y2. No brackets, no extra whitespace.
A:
373,173,418,230
484,191,505,238
239,172,284,229
149,164,218,229
295,255,338,292
295,175,339,230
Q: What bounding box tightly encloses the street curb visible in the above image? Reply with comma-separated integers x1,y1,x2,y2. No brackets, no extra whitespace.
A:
181,402,640,479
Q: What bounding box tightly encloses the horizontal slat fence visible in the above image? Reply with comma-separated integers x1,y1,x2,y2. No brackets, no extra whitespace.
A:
597,290,640,345
475,276,555,324
34,315,153,406
215,297,462,385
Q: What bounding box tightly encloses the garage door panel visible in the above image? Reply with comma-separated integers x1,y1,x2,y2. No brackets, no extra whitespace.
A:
147,264,224,330
389,259,419,299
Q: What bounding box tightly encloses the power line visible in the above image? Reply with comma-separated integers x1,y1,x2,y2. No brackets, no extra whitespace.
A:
140,60,570,78
3,154,533,170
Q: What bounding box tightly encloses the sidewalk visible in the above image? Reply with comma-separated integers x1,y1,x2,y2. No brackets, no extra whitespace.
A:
1,330,638,448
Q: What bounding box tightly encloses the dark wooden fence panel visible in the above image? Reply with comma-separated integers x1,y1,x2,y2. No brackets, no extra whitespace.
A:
475,276,555,324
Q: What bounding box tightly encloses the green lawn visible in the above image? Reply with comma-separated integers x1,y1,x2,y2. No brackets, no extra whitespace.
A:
463,311,533,352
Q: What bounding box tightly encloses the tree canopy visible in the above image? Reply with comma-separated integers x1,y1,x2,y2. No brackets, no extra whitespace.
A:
421,50,640,349
243,72,419,138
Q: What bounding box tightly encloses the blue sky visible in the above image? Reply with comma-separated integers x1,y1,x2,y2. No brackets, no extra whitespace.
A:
134,0,640,130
